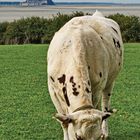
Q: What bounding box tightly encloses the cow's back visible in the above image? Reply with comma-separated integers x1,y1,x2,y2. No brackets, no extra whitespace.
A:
47,12,123,113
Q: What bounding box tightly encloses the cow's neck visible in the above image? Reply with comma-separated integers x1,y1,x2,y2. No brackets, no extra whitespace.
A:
63,73,93,113
67,93,93,113
73,104,94,113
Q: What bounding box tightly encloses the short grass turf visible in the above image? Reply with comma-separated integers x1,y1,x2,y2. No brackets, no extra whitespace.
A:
0,43,139,140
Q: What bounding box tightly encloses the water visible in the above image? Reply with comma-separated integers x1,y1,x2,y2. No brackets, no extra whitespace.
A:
0,5,140,22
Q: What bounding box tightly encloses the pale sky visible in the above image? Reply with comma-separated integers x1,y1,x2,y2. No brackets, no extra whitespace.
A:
54,0,140,3
0,0,140,3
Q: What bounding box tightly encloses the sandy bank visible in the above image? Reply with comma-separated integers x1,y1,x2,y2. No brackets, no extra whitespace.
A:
0,5,140,22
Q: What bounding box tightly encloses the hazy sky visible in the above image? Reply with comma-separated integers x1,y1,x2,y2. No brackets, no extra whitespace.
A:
54,0,140,3
0,0,140,3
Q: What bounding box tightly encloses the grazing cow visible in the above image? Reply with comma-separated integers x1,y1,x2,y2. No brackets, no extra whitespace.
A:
47,11,123,140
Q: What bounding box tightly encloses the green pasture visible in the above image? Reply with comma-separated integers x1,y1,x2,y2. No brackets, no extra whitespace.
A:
0,43,139,140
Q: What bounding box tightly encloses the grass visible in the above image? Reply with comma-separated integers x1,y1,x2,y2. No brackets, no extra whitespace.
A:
109,43,140,140
0,43,139,140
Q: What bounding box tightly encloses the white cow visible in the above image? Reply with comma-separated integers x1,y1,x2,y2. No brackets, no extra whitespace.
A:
47,11,123,140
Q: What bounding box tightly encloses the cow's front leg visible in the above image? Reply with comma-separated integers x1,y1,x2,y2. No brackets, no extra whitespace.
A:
102,83,114,139
92,90,102,110
62,126,69,140
62,123,75,140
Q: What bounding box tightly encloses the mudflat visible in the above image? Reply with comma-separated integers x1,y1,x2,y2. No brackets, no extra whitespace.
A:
0,5,140,22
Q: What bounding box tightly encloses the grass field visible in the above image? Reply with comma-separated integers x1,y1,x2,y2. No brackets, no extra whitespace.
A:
0,43,139,140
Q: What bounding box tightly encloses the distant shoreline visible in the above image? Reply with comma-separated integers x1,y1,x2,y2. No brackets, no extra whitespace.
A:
0,5,140,22
54,2,140,6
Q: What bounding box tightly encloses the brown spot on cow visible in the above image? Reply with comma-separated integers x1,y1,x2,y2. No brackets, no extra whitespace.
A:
85,87,90,93
113,38,116,46
108,93,111,96
105,107,108,112
113,38,121,49
70,76,74,83
99,72,102,78
76,133,83,140
100,36,103,40
119,62,121,66
117,41,121,48
62,86,70,106
50,76,55,82
112,27,118,34
73,88,79,96
70,76,79,95
70,76,76,87
58,74,66,85
73,83,76,87
88,80,90,86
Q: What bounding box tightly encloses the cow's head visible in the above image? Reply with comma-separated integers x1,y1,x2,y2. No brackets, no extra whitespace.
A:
55,108,113,140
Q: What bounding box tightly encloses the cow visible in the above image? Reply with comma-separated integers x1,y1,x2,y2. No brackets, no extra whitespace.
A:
47,11,123,140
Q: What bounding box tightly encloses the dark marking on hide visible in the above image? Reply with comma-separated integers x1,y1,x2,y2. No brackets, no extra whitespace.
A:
119,62,121,66
105,107,108,112
88,80,90,86
117,41,121,48
73,88,79,96
113,38,121,49
78,85,81,88
100,36,103,40
76,133,83,140
70,76,74,83
70,76,76,87
99,72,102,78
72,84,75,88
72,84,76,88
62,87,70,106
113,38,116,46
88,66,90,70
58,74,66,85
111,27,118,34
50,76,55,82
108,93,111,96
85,87,90,93
70,76,79,95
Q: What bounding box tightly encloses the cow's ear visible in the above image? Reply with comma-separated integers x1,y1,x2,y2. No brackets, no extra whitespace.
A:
54,113,73,125
102,112,111,121
102,109,117,121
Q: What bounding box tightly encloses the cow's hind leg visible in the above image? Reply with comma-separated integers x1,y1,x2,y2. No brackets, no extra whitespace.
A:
102,83,114,139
